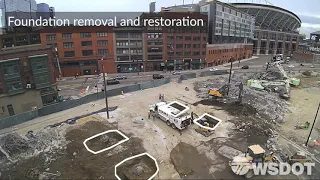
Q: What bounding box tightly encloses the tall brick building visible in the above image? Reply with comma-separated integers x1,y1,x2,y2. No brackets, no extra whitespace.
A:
0,45,57,118
40,26,115,77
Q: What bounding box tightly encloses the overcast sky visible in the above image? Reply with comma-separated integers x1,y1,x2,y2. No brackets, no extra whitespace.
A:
2,0,320,37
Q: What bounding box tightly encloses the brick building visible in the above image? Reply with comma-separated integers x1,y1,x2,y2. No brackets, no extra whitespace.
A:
206,43,253,66
0,45,57,118
40,26,115,77
142,12,208,71
0,27,41,50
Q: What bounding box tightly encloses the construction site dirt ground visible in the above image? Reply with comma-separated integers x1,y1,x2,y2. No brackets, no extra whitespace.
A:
0,73,319,179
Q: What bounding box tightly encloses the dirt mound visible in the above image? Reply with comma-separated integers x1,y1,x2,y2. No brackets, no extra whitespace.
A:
170,142,213,179
0,121,146,179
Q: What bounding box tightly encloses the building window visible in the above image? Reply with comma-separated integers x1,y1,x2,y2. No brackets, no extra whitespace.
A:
46,34,56,40
176,36,183,41
176,52,183,56
116,40,129,46
63,42,74,48
117,56,130,61
98,49,108,55
62,33,72,39
202,44,206,48
116,32,129,38
193,36,201,41
184,52,191,56
176,44,183,49
147,33,162,38
167,52,174,57
5,78,22,92
3,63,19,76
97,32,107,37
116,48,130,54
147,47,162,53
185,36,191,41
203,36,207,41
193,44,201,48
97,40,108,46
202,51,206,55
130,32,142,38
192,52,200,56
64,51,75,57
82,50,93,56
130,40,142,46
167,36,174,41
130,48,143,54
81,41,92,46
147,40,162,45
184,44,191,49
80,32,91,38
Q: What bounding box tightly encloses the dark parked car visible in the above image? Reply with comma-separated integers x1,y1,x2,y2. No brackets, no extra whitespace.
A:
115,75,127,80
153,74,164,79
107,78,120,85
242,65,249,69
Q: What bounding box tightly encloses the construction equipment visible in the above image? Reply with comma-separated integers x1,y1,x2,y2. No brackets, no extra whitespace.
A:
230,144,280,179
208,89,222,98
295,122,310,129
149,101,192,130
288,151,312,164
193,113,222,137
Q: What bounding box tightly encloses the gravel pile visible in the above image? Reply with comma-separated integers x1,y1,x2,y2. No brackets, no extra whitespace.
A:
194,74,290,123
0,129,68,167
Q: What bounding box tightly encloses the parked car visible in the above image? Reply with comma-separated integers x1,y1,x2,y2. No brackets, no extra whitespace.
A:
241,65,249,69
115,75,127,80
107,78,120,85
172,71,181,75
153,74,164,79
209,68,218,72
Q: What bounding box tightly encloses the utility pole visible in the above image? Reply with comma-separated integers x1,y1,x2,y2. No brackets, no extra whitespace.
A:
305,102,320,147
55,47,62,79
101,64,109,119
227,57,233,96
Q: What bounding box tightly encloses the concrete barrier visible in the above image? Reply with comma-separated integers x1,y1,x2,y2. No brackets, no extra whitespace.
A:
0,110,39,129
200,70,228,77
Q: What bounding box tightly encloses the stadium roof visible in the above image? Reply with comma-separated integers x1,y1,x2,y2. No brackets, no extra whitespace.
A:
311,31,320,35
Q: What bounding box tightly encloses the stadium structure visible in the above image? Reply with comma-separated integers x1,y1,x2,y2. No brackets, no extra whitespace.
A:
164,0,303,56
230,0,303,55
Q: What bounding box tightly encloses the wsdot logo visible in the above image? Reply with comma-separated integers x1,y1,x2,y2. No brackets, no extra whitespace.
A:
230,162,315,176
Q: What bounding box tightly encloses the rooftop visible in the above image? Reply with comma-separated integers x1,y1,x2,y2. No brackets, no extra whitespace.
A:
311,31,320,35
0,44,52,56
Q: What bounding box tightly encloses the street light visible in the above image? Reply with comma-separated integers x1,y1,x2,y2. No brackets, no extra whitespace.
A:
305,102,320,147
99,57,109,119
227,57,234,96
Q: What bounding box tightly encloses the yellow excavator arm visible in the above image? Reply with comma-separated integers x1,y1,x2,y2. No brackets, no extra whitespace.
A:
209,90,222,97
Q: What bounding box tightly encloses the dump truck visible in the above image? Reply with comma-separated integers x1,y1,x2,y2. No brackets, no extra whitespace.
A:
149,101,192,130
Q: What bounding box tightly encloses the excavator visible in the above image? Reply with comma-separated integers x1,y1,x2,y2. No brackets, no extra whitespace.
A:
230,144,281,179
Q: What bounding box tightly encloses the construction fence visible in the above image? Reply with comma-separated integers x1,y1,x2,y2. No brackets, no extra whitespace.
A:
0,78,171,130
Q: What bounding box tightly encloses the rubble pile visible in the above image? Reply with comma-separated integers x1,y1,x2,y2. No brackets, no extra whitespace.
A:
0,129,68,167
195,74,289,123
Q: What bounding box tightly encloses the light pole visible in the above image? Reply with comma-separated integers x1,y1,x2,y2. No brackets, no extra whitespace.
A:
227,57,233,96
305,102,320,147
101,61,109,119
54,47,62,79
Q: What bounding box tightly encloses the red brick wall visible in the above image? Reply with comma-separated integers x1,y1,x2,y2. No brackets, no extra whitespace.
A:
40,26,115,76
206,44,253,66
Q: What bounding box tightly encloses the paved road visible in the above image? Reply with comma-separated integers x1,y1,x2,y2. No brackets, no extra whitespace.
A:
57,55,318,98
